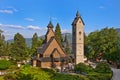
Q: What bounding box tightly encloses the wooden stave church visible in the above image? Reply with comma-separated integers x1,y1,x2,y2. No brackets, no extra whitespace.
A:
32,11,85,68
32,21,69,68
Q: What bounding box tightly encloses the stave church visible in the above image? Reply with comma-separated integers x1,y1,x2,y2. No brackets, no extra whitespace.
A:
32,11,85,68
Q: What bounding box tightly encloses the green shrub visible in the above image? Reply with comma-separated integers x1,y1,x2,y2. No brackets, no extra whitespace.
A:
4,74,16,80
88,73,111,80
0,60,11,70
15,65,52,80
74,63,93,74
52,73,89,80
95,62,112,73
42,68,56,74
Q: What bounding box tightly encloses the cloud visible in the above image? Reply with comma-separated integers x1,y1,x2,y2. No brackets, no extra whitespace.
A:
24,18,34,22
0,6,18,14
99,6,105,9
0,9,13,14
0,23,24,29
7,6,18,12
27,25,42,30
7,25,24,29
61,29,71,33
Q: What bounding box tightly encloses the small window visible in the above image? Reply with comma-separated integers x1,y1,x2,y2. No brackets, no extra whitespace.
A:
79,31,81,35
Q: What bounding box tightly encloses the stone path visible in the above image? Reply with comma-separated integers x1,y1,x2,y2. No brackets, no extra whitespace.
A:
111,68,120,80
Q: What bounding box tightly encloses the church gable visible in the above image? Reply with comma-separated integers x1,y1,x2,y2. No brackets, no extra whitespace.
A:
43,37,66,57
51,48,61,58
45,29,54,42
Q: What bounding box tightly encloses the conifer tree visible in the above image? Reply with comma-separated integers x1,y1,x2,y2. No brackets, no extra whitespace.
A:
10,33,29,61
31,33,43,56
64,34,71,54
31,33,38,56
55,23,62,46
32,33,38,49
0,30,6,56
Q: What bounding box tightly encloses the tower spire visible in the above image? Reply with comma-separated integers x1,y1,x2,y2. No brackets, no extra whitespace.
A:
47,20,53,29
76,11,80,17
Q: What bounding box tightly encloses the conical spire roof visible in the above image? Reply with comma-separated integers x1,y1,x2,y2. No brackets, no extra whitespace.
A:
76,11,80,17
72,11,85,25
47,20,54,28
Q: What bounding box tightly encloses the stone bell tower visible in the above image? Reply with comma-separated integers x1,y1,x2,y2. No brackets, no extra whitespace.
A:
72,11,85,64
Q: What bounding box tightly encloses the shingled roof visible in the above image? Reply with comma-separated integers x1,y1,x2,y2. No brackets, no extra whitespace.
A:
72,11,85,26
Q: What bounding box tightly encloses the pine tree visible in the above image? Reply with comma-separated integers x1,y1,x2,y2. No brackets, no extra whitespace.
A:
31,33,38,56
55,23,62,46
64,34,71,54
10,33,29,61
0,30,6,56
32,33,38,49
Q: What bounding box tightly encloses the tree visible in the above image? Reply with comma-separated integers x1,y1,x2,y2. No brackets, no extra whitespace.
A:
86,28,120,62
64,34,71,54
10,33,29,61
0,30,6,56
32,33,38,49
55,23,62,46
31,33,43,56
86,30,100,60
31,33,38,55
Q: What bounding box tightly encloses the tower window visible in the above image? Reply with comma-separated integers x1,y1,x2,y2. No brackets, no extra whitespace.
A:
79,32,81,35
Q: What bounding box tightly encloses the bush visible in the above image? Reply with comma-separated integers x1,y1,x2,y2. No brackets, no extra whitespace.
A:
15,65,52,80
52,73,89,80
4,74,16,80
88,73,112,80
0,60,11,70
74,63,93,74
95,62,112,73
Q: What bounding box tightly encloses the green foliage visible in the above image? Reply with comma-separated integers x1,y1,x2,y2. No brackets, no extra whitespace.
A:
95,62,112,73
87,63,112,80
0,76,4,80
4,74,16,80
0,60,11,70
64,34,71,54
15,65,52,80
55,23,62,46
9,33,29,61
0,31,6,56
88,72,112,80
53,73,89,80
74,63,93,74
32,33,38,49
31,33,43,56
86,28,120,62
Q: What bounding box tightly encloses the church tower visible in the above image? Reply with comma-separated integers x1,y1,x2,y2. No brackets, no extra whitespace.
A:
72,11,85,64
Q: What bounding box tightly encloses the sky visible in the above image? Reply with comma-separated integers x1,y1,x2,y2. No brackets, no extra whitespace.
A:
0,0,120,40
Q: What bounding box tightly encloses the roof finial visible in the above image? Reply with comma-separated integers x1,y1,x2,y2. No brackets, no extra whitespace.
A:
47,19,54,28
50,17,52,22
76,10,80,17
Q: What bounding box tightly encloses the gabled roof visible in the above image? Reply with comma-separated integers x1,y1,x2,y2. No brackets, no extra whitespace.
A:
72,11,85,26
